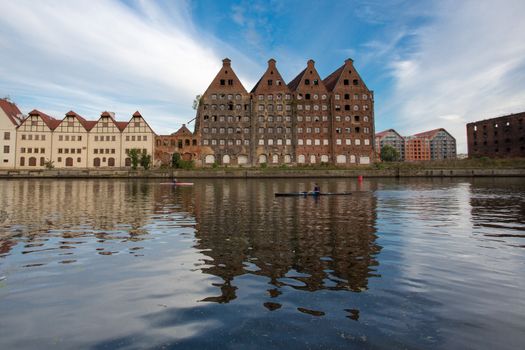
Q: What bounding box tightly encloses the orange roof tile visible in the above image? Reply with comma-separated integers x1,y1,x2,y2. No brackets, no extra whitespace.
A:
0,98,23,126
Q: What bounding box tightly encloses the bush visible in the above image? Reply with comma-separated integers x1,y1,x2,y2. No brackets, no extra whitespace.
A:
140,153,152,170
380,145,400,162
128,149,140,170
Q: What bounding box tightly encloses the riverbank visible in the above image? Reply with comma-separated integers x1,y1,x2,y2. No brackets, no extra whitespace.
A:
1,166,524,178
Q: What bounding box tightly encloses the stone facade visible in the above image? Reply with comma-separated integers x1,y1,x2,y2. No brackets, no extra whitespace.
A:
467,112,525,158
194,58,375,167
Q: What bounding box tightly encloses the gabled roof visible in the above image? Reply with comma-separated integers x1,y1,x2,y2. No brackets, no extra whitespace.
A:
0,98,24,126
251,59,290,94
322,58,370,92
287,60,327,93
124,111,156,135
413,128,455,140
64,110,97,131
171,124,193,136
375,129,403,139
287,67,307,91
27,109,60,130
203,58,248,95
115,121,128,131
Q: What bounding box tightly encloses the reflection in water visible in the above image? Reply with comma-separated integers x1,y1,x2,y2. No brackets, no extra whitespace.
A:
0,178,524,350
192,179,380,308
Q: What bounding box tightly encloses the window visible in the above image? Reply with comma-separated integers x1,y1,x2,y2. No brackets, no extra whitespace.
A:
305,79,310,85
3,145,9,153
344,79,349,85
353,79,359,85
220,79,225,85
244,139,250,145
4,132,10,140
313,79,318,85
268,79,273,86
305,93,311,100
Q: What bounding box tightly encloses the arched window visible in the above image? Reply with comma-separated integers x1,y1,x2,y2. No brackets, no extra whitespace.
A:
29,157,37,166
66,157,73,166
93,158,101,167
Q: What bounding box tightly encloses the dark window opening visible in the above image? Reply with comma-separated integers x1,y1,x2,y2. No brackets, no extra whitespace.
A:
345,105,350,111
220,79,225,85
228,79,233,85
355,115,360,122
313,79,318,85
268,79,273,86
228,103,233,110
185,139,190,146
305,93,311,100
305,79,310,85
353,79,359,85
343,79,349,85
192,140,197,146
344,94,350,99
355,127,360,133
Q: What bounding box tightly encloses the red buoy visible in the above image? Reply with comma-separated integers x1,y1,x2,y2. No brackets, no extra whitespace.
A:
358,175,363,182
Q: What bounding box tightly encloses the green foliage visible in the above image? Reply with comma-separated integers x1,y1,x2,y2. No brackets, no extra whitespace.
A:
260,162,267,169
140,153,152,170
380,145,400,162
44,159,54,169
128,149,140,170
171,152,194,169
212,162,218,169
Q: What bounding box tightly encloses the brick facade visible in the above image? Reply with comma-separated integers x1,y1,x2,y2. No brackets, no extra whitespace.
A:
194,58,375,166
467,112,525,158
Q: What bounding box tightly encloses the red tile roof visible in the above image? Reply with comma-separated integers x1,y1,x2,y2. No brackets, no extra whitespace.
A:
64,110,97,131
0,98,23,126
115,121,128,131
133,111,142,117
27,109,60,130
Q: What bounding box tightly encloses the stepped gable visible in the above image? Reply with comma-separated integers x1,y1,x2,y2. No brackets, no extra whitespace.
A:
251,59,290,93
28,109,60,130
0,98,23,126
287,59,327,93
323,58,370,91
172,124,192,136
203,58,247,96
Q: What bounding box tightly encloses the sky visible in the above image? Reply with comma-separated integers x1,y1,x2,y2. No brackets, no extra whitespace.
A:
1,0,524,153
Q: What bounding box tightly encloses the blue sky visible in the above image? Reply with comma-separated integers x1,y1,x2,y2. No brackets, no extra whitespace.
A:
1,0,525,152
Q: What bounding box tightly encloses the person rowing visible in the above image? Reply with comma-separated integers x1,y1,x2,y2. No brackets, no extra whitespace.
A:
312,183,320,195
172,177,178,184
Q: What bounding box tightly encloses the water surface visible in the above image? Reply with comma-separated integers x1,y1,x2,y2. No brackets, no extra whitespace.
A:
0,178,524,349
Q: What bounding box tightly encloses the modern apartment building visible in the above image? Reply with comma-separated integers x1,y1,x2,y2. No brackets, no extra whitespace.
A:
375,129,405,160
413,128,456,160
467,112,525,158
194,58,375,166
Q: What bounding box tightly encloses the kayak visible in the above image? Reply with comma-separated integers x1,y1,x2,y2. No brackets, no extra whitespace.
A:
275,192,352,197
160,182,194,186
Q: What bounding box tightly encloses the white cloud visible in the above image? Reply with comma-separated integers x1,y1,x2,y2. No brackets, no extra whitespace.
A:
386,0,525,153
0,0,256,133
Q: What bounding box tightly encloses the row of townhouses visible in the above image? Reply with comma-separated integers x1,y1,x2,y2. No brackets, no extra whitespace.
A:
1,57,377,169
375,128,457,161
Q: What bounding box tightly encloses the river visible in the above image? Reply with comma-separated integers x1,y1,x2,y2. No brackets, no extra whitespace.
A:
0,178,524,349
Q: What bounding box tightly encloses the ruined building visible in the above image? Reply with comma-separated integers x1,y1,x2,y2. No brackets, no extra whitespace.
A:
194,58,375,166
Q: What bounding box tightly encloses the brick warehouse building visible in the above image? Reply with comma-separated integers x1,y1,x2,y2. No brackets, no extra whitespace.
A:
194,58,375,166
467,112,525,158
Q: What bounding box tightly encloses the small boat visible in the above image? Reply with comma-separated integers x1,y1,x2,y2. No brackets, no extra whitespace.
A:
275,192,352,197
159,182,194,186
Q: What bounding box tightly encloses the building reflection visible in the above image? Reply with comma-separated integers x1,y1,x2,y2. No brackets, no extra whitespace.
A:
191,179,381,305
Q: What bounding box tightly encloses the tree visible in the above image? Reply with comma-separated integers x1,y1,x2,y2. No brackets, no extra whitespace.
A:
140,153,152,170
380,145,400,162
171,152,181,168
192,95,202,110
128,149,140,170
